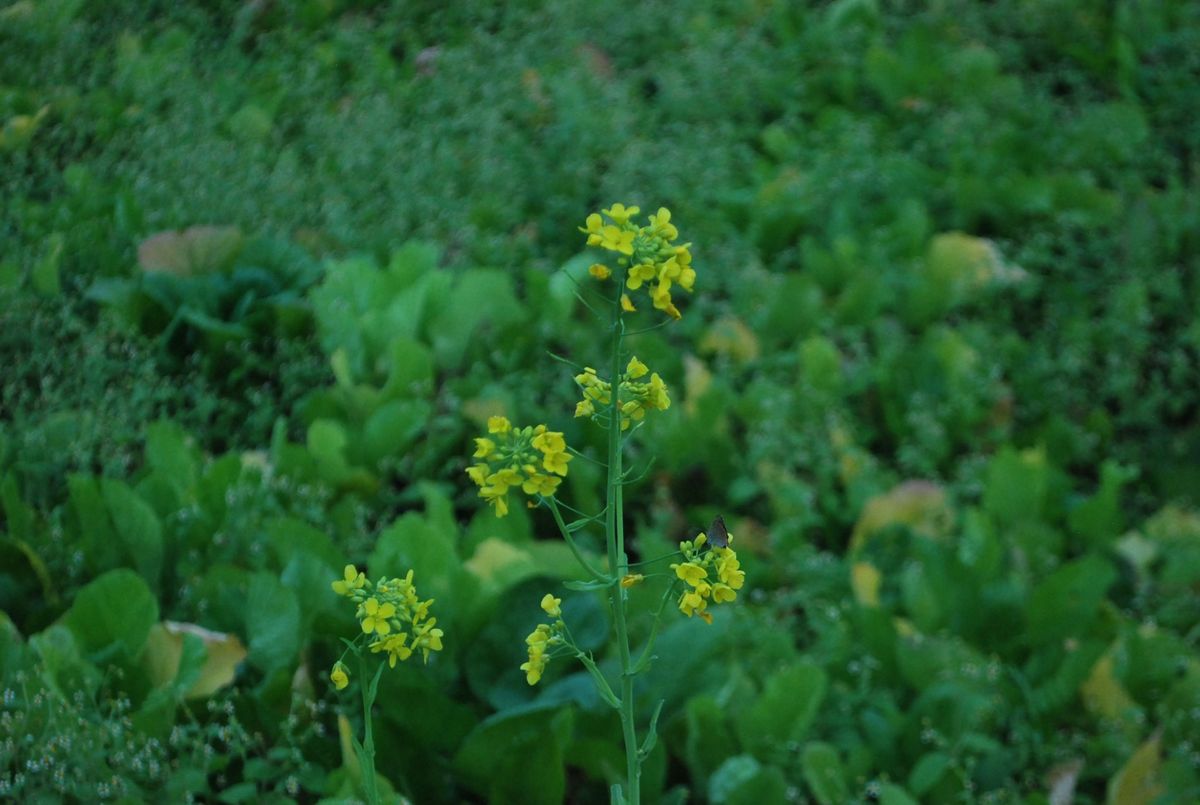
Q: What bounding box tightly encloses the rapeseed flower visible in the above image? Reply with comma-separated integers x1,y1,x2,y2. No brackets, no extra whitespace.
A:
466,418,572,517
580,203,695,319
329,567,443,685
573,358,671,430
670,524,744,623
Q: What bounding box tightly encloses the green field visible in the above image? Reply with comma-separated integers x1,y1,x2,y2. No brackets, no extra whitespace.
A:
2,1,1198,802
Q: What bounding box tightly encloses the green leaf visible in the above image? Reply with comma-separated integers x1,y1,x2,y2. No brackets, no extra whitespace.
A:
381,336,434,399
708,755,788,805
101,478,164,589
802,742,849,805
244,572,301,672
737,661,827,758
65,568,158,659
453,705,573,805
908,751,951,796
879,783,920,805
1026,555,1116,645
358,398,431,465
983,446,1049,526
1068,460,1135,548
32,232,63,295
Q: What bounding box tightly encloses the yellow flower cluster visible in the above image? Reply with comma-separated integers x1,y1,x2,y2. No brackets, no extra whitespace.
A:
330,565,444,680
521,594,565,686
581,203,695,319
466,416,572,517
670,530,745,624
574,357,671,429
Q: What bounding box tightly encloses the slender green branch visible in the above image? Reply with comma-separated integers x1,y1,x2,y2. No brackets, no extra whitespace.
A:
605,281,640,805
546,496,608,580
632,579,681,675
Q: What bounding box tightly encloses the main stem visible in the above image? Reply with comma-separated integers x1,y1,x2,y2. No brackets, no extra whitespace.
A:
606,286,639,804
358,657,380,805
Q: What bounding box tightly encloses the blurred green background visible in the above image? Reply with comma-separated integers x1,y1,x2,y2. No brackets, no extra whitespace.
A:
1,0,1198,802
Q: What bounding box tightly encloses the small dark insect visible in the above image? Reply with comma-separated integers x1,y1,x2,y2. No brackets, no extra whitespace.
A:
707,516,729,549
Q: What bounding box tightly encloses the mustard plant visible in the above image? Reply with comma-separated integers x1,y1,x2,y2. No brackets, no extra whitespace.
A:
328,565,443,804
466,204,744,804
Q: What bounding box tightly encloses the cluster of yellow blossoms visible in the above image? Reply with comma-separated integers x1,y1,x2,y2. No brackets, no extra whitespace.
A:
466,416,571,517
574,356,671,429
521,594,565,686
670,529,745,624
329,565,444,688
581,203,695,319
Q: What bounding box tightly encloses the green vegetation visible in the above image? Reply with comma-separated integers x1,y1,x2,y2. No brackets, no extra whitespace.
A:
2,1,1198,802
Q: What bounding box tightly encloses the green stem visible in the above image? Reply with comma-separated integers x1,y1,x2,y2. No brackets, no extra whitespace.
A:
546,496,608,581
358,656,381,805
606,284,640,805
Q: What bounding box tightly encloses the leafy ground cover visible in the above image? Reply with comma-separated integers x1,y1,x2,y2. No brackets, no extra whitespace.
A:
1,0,1198,802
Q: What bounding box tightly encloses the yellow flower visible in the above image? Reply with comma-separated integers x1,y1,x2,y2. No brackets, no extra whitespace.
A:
331,565,365,596
646,373,670,410
601,202,640,225
473,437,496,458
626,357,648,379
330,662,350,690
575,399,595,418
526,623,552,646
532,431,567,455
580,213,605,245
712,583,737,603
649,207,678,240
673,562,707,586
359,598,396,635
521,645,547,685
413,620,444,663
599,225,635,255
619,574,644,588
589,263,612,280
522,473,561,496
678,589,706,617
542,450,571,476
626,263,657,290
621,294,636,312
370,633,412,667
540,594,562,618
487,416,511,434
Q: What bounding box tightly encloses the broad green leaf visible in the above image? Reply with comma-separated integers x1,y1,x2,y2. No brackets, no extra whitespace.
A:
737,661,827,758
453,705,573,805
1026,555,1116,645
1068,460,1135,548
358,398,431,466
908,751,951,796
709,755,787,805
101,478,164,588
65,568,158,659
802,742,848,805
244,572,301,672
983,446,1049,526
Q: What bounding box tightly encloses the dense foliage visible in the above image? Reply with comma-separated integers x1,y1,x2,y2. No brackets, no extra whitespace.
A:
1,1,1198,802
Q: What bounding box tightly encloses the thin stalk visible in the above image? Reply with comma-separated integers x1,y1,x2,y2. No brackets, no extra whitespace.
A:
357,657,381,805
606,283,640,805
546,496,608,581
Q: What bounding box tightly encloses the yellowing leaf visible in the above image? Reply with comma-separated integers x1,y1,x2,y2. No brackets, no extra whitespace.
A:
851,562,882,607
1107,732,1164,805
1081,648,1138,724
699,315,760,364
142,621,246,699
851,481,953,553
